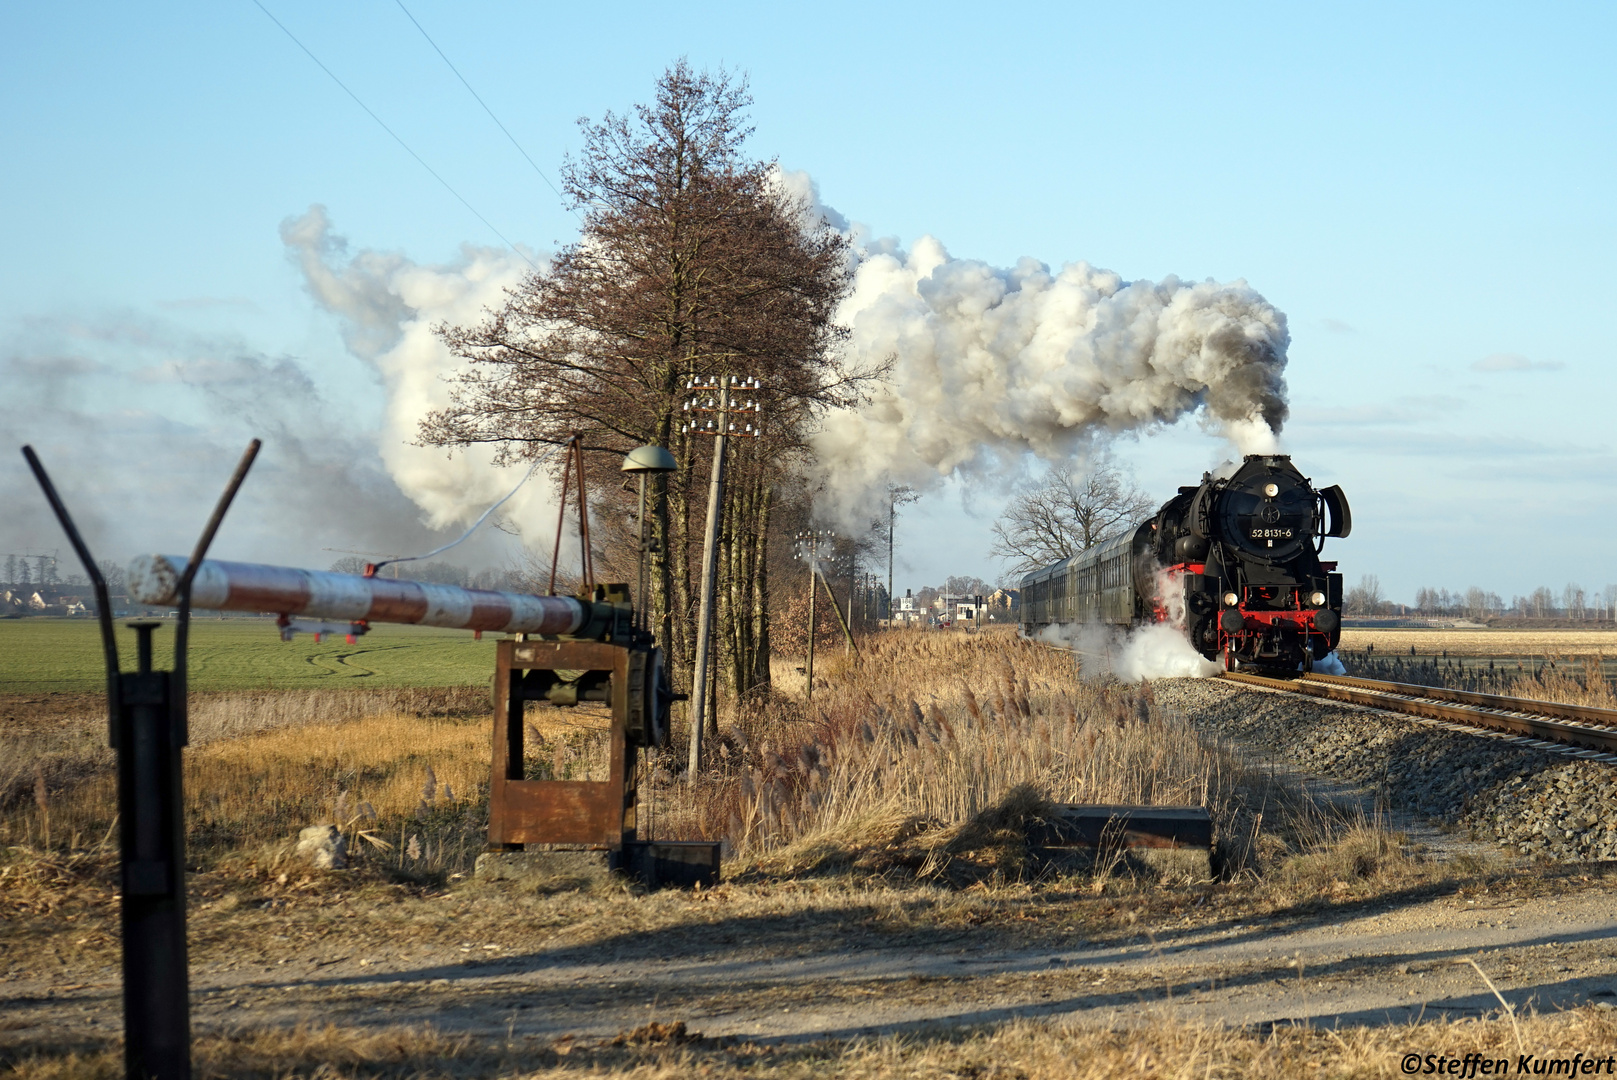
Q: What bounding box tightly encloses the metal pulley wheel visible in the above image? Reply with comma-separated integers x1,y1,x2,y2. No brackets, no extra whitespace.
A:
626,646,671,747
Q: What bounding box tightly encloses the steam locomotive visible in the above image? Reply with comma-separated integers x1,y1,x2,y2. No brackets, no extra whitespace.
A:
1019,455,1351,672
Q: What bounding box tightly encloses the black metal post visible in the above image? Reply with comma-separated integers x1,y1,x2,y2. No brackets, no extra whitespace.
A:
22,440,258,1080
635,473,648,632
117,620,191,1080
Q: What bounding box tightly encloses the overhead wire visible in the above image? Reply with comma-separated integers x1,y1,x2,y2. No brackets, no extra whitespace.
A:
370,447,560,574
249,0,539,271
391,0,572,213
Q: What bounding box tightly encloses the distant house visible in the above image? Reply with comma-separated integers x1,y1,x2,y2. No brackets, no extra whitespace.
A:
1,586,91,616
932,593,986,626
891,589,929,627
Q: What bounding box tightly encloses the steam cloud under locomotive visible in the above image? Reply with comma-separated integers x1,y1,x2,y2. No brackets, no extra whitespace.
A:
1020,455,1351,676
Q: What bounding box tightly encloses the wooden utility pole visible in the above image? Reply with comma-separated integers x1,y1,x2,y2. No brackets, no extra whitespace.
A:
805,552,816,700
886,486,916,626
820,568,857,657
795,529,833,700
684,376,761,781
845,575,853,654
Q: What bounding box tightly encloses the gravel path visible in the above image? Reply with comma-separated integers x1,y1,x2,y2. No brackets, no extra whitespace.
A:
7,885,1617,1042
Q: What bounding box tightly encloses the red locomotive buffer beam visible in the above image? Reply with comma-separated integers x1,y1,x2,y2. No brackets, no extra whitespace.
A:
127,554,595,635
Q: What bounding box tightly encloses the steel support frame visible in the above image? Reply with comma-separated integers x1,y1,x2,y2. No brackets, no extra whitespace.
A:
488,639,637,848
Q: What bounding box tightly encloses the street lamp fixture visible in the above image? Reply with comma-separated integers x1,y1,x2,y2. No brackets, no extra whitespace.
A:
620,446,678,632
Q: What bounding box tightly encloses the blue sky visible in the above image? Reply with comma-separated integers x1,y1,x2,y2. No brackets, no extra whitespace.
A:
3,2,1614,603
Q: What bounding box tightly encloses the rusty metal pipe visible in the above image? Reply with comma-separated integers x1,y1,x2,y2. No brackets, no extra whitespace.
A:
127,555,587,636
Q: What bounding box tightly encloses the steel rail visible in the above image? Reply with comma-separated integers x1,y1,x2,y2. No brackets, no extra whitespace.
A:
1221,671,1617,763
1308,672,1617,728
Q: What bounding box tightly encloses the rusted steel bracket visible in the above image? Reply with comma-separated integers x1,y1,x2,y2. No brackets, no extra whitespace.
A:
489,638,638,848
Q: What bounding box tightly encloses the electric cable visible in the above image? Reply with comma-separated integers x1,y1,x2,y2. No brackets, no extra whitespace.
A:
249,0,538,270
370,446,560,573
391,0,571,211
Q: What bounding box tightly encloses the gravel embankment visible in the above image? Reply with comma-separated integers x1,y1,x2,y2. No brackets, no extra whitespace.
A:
1152,678,1617,861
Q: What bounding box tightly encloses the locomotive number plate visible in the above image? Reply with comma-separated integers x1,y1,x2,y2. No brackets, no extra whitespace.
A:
1249,528,1294,539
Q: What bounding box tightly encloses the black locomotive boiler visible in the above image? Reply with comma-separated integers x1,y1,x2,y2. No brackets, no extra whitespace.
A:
1019,455,1352,672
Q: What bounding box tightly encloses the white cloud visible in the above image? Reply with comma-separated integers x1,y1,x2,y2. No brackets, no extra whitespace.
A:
1472,352,1564,373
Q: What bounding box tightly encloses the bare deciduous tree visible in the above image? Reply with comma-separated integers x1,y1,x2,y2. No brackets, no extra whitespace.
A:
1529,586,1557,619
988,453,1155,574
97,559,126,592
420,61,868,706
1344,574,1385,616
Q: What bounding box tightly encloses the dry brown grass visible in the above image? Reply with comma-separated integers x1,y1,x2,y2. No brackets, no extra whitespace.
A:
5,1007,1614,1079
1,631,1427,928
4,638,1434,918
4,629,1416,898
0,685,616,879
1,710,495,878
1342,649,1617,709
0,686,489,818
1505,658,1617,710
641,630,1395,890
0,631,1595,1080
1342,629,1617,654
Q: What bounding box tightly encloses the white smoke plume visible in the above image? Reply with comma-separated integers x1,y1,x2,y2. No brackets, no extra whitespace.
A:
279,207,560,545
0,311,466,570
1028,566,1221,682
1311,651,1347,675
772,171,1290,525
1035,621,1220,682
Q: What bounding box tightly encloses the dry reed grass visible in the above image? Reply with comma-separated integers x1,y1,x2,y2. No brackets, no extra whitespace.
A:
1344,650,1617,709
4,1007,1612,1079
0,681,630,883
1,686,489,815
649,630,1387,888
4,629,1407,900
2,710,495,878
1507,656,1617,710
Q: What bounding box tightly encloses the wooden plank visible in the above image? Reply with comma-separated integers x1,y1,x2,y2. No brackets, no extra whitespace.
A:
1027,804,1211,850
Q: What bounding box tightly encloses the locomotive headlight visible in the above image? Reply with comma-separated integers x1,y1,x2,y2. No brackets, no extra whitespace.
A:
1264,483,1279,497
1223,591,1239,607
1309,590,1326,607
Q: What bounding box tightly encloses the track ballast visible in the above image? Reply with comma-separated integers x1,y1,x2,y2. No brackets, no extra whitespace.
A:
1221,671,1617,764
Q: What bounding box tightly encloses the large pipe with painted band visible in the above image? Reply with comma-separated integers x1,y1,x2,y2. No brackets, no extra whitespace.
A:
127,555,601,637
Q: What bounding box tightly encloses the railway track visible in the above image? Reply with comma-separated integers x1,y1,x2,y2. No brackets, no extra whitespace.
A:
1222,670,1617,764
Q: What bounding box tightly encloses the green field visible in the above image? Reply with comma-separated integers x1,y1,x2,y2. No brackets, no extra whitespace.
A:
0,617,498,693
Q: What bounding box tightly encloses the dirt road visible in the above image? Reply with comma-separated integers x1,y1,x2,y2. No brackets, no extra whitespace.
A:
7,873,1617,1048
